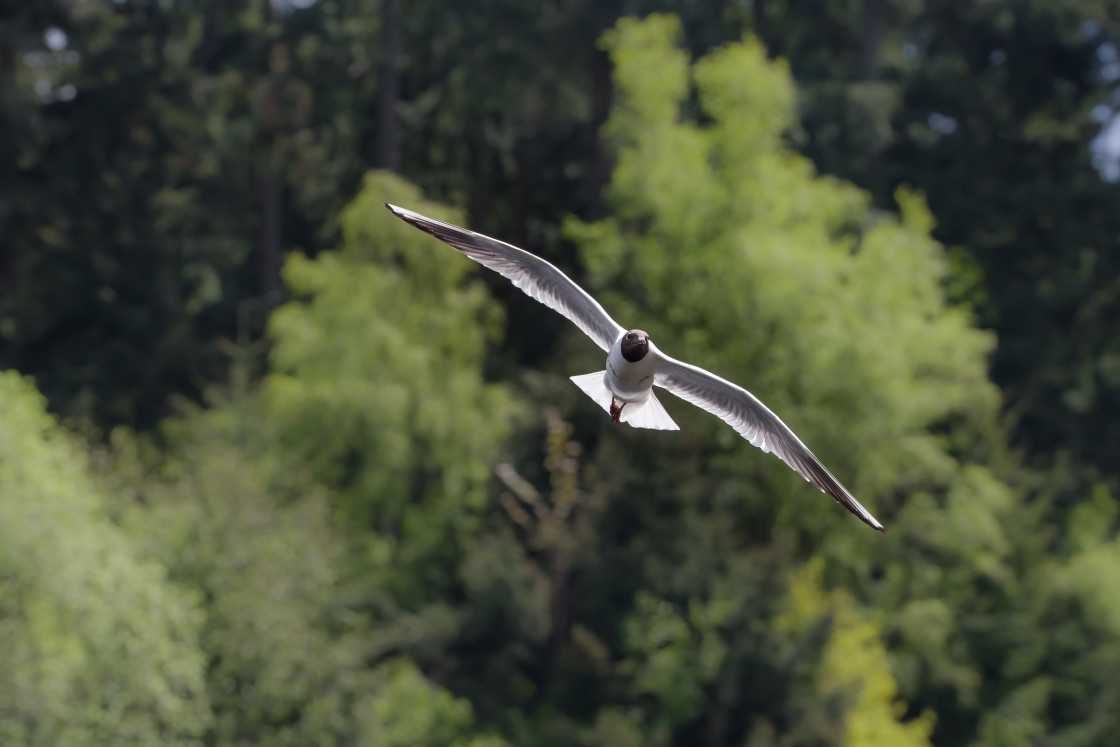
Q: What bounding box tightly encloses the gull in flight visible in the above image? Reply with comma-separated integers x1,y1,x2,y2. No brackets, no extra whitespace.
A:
386,204,885,533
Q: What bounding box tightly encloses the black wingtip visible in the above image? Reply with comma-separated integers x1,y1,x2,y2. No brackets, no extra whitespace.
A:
859,514,888,534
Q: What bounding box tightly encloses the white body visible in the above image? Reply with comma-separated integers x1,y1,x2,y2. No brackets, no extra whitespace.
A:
569,335,679,431
606,335,658,403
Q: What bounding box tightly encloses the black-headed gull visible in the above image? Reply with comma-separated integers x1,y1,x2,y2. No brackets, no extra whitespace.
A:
385,203,885,533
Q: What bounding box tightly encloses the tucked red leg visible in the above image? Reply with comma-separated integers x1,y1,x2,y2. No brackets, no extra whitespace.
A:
610,400,624,422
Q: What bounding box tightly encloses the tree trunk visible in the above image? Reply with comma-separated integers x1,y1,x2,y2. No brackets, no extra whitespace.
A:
258,164,283,297
376,0,401,172
0,38,16,289
547,550,573,677
706,644,743,745
467,134,492,230
753,0,773,56
157,244,182,312
513,135,534,247
582,48,613,220
861,0,884,81
861,0,888,201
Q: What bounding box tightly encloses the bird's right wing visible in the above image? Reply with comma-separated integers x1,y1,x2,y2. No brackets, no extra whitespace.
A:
653,350,885,533
386,204,626,352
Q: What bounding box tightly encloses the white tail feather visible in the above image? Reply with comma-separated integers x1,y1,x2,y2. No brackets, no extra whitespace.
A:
569,371,614,413
619,391,679,430
569,371,679,431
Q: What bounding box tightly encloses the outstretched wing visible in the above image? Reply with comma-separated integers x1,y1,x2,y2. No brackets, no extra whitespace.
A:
653,350,885,532
386,204,626,352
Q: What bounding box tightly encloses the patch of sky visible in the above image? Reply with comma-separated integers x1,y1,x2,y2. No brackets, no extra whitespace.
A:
271,0,317,11
44,27,67,51
928,112,958,135
1097,43,1120,82
1092,114,1120,182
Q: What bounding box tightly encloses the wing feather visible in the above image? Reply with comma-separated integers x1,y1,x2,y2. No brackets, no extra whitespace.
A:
653,350,885,533
386,204,625,352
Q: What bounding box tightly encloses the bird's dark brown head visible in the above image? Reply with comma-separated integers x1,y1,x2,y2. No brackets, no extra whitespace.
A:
621,329,650,362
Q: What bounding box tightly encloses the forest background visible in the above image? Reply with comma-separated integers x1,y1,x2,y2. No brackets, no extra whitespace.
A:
4,1,1120,745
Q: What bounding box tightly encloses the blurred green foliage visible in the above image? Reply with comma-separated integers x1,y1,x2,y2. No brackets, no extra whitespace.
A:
264,172,516,608
778,559,935,747
0,372,211,745
266,173,514,536
3,2,1120,746
574,15,997,536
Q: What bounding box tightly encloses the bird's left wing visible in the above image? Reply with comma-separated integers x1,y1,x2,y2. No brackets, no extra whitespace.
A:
653,350,886,532
386,204,626,352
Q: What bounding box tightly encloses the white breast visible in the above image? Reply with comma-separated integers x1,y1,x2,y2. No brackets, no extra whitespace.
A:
605,340,658,403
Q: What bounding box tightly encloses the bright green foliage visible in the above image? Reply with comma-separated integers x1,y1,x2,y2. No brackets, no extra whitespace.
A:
549,19,1120,746
265,171,514,572
360,659,511,747
110,424,362,746
974,486,1120,747
622,591,732,731
0,371,211,745
772,1,1120,499
779,559,935,747
556,15,1030,744
103,401,508,746
575,14,998,537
